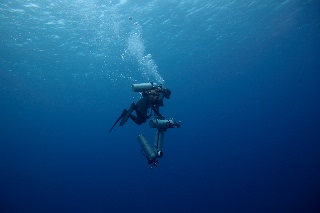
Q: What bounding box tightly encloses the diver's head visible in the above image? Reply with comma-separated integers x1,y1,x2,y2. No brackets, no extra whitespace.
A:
162,88,171,99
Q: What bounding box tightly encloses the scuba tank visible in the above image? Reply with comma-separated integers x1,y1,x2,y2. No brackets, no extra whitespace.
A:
154,130,164,158
132,82,159,92
137,134,156,162
149,118,181,129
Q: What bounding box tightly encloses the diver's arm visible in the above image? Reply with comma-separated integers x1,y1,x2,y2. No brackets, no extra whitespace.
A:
153,105,160,116
152,105,165,119
148,93,164,118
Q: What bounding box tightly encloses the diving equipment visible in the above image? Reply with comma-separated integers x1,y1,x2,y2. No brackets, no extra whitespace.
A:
138,117,181,167
137,134,157,162
154,129,164,158
149,118,181,129
119,103,135,126
132,82,159,92
109,109,127,132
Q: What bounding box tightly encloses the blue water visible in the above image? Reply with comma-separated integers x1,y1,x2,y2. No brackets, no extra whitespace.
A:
1,0,319,212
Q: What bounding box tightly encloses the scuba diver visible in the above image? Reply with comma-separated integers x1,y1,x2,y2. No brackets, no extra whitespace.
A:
109,83,171,132
109,82,181,168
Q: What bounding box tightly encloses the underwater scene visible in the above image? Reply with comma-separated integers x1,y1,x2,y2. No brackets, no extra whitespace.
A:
1,0,319,212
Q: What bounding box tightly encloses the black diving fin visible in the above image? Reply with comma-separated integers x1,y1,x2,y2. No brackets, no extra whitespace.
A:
109,109,127,133
119,103,135,126
109,103,136,133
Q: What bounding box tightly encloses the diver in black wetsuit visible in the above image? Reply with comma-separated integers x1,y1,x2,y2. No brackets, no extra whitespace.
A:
109,83,181,168
109,86,171,132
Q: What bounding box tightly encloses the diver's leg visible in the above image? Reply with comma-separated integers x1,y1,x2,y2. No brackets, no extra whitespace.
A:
136,109,147,123
129,113,143,125
129,107,147,125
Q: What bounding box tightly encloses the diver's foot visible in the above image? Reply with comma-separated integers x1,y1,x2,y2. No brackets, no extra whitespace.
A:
120,109,128,117
120,105,135,126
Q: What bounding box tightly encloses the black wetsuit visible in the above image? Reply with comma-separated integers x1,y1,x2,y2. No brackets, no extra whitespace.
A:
130,94,162,125
109,90,167,132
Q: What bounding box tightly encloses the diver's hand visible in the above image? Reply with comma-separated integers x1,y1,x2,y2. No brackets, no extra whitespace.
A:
157,114,165,119
173,121,181,128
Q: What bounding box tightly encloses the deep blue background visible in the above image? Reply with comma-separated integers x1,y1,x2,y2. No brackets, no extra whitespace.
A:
1,0,320,212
